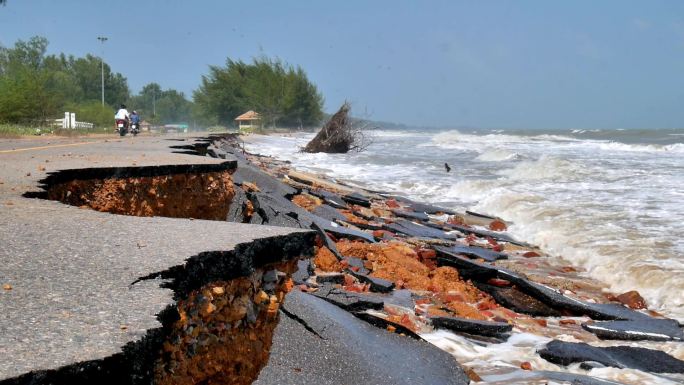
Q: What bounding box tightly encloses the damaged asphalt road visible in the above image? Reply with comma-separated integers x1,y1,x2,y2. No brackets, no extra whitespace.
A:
0,135,471,385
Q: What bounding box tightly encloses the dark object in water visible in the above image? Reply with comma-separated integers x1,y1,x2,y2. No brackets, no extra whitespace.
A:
444,163,451,172
538,340,684,373
581,319,684,341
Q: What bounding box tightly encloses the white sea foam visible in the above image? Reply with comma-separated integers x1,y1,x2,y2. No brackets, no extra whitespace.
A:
476,148,523,162
422,330,684,384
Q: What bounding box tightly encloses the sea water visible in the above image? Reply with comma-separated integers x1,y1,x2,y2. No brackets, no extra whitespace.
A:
244,128,684,321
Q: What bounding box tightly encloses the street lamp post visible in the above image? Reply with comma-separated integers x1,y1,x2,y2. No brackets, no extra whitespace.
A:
97,36,108,106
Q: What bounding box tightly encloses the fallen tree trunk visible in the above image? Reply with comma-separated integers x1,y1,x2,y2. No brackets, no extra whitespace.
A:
303,102,356,153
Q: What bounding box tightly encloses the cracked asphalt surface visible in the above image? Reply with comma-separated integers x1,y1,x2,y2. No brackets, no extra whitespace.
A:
0,134,468,384
0,135,310,380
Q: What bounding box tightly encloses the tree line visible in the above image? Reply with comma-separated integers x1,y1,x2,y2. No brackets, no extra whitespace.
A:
0,36,324,130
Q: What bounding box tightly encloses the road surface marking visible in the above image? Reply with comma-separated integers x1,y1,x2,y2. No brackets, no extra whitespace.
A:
0,141,104,154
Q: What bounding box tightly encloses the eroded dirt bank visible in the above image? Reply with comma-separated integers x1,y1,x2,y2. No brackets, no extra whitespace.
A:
47,171,235,220
155,261,296,385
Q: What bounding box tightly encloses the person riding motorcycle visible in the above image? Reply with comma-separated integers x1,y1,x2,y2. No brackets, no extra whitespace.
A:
129,110,141,135
114,104,130,133
130,110,140,125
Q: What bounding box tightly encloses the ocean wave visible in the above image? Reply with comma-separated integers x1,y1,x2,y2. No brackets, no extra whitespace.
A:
588,141,684,153
499,155,588,181
475,148,523,162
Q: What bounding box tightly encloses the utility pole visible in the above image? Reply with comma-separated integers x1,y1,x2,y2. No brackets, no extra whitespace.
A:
97,36,108,106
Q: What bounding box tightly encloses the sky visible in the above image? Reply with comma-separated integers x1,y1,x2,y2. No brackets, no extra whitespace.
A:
1,0,683,129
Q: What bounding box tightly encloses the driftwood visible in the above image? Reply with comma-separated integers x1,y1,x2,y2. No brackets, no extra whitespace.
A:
303,102,369,153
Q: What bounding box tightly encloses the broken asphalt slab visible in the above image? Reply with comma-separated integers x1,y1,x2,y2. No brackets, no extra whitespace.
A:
254,290,469,385
430,316,513,337
581,319,684,341
538,340,684,373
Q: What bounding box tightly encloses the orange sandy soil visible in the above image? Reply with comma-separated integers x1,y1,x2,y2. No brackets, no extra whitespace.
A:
155,261,296,385
48,171,235,220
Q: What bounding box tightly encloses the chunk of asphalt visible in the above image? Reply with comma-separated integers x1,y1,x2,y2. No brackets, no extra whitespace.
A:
336,218,385,231
255,290,469,385
386,196,456,215
427,221,530,247
390,209,430,222
308,189,349,209
292,259,313,285
226,186,250,222
309,285,385,312
310,222,344,261
581,319,684,341
315,273,345,285
312,204,347,222
346,270,395,293
342,192,371,208
345,257,370,275
437,247,656,321
232,163,297,197
354,312,423,340
538,340,684,373
430,316,513,337
311,218,376,243
383,219,458,240
443,245,508,262
476,283,562,317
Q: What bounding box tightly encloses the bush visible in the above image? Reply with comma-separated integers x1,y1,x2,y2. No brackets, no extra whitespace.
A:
65,101,114,130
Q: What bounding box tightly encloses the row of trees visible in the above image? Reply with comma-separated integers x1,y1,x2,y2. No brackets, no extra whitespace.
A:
0,37,129,127
0,36,325,130
193,57,324,128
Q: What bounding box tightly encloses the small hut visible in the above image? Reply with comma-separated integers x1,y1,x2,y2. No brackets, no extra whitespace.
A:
235,110,261,132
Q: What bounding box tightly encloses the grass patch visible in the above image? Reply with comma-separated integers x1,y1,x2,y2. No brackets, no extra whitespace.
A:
0,124,110,138
0,124,46,138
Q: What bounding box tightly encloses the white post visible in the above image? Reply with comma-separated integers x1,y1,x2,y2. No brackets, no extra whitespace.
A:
63,112,69,129
70,113,76,129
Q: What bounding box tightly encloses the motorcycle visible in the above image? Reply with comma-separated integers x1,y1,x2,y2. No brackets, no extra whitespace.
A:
129,121,140,136
115,119,128,136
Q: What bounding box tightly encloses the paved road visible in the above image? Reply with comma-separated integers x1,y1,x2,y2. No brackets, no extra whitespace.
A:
0,134,310,380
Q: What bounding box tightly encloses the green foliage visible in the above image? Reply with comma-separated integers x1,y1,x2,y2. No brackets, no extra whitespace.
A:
0,36,130,125
193,57,324,128
65,101,113,129
128,82,193,125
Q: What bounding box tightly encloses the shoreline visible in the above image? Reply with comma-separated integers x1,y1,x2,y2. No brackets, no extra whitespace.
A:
230,133,684,384
1,132,682,384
